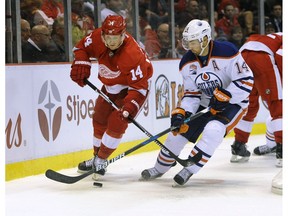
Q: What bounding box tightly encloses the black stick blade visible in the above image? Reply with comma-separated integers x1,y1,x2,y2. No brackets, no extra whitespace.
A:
45,169,93,184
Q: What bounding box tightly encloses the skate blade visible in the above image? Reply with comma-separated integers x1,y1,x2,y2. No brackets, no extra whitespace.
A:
271,186,282,195
275,159,282,168
138,175,163,182
172,182,185,188
77,169,92,174
138,175,153,181
230,155,249,163
92,173,102,181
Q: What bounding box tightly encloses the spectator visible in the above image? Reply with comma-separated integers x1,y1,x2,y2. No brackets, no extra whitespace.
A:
22,25,52,62
175,25,186,58
144,23,171,59
217,0,240,18
20,0,43,27
101,0,126,21
41,0,64,19
215,3,240,39
83,0,95,20
265,20,276,35
51,16,66,60
229,26,245,49
175,0,200,27
237,0,256,36
145,0,169,30
71,0,95,46
21,0,54,31
268,3,282,32
198,3,209,20
22,24,64,62
174,0,187,13
21,19,31,44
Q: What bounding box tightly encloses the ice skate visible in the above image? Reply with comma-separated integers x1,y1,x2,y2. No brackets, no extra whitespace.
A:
91,156,108,180
230,141,251,163
141,167,163,180
77,157,94,173
253,145,276,155
78,156,107,180
173,168,193,186
271,169,282,195
275,143,282,168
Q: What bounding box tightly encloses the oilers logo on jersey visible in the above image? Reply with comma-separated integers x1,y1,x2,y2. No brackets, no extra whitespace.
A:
195,72,222,97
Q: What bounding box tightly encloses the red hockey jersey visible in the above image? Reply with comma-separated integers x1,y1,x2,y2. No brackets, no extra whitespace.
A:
240,33,282,57
73,28,153,95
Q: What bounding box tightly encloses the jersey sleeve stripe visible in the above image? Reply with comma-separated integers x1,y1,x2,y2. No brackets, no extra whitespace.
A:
233,80,253,93
183,95,201,99
232,76,254,93
240,80,254,87
184,91,201,96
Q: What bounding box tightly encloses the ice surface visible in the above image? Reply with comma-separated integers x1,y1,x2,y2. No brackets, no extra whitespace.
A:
6,135,283,216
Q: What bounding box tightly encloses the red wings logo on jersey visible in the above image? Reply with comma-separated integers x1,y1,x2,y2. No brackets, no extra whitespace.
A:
98,64,121,79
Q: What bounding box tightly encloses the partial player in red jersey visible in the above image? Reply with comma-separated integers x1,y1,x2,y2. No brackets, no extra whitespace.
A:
230,33,282,167
70,15,153,178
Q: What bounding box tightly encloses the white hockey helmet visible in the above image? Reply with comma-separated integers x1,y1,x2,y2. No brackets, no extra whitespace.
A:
182,19,212,52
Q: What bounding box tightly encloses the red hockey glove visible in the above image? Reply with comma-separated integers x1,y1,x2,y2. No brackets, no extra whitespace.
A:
122,90,146,120
209,87,232,115
171,107,189,136
70,60,91,87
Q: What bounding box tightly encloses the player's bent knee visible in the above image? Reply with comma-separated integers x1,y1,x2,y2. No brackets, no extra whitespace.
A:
203,120,226,143
107,110,128,137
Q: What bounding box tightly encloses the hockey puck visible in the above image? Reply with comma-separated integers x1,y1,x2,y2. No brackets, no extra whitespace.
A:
93,182,103,187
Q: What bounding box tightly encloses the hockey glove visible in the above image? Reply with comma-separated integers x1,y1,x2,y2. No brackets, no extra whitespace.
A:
209,87,232,115
171,107,189,136
121,90,146,120
70,60,91,87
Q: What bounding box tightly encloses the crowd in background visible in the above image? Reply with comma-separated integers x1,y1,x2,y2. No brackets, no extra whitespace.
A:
10,0,283,63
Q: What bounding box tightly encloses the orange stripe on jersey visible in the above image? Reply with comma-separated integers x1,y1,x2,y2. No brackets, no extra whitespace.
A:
226,108,247,134
184,91,201,96
240,80,254,87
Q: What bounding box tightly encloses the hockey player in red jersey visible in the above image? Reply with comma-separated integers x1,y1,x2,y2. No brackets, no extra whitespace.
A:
70,15,153,177
230,33,282,167
141,19,254,186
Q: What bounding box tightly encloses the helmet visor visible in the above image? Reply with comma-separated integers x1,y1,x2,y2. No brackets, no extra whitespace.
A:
182,38,201,51
182,37,190,50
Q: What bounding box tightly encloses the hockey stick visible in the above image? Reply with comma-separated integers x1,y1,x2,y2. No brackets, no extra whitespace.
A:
45,108,207,184
84,78,207,167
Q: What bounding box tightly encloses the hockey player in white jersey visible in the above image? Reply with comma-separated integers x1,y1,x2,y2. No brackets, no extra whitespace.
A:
141,19,254,185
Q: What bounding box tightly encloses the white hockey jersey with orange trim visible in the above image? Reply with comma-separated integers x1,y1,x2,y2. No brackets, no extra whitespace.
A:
179,40,254,114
